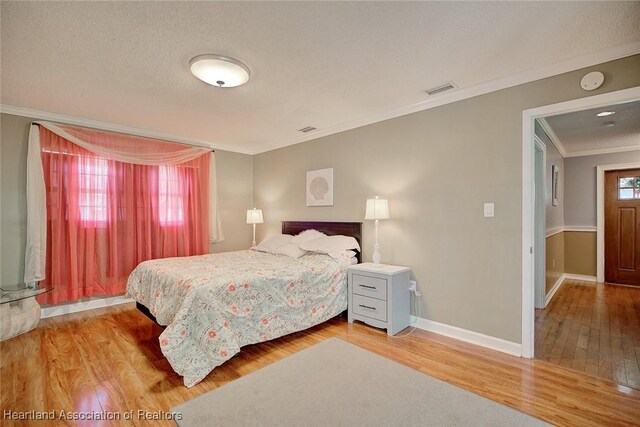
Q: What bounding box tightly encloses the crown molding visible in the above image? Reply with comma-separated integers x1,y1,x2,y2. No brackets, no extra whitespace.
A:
0,104,254,155
253,40,640,154
537,118,567,157
564,144,640,158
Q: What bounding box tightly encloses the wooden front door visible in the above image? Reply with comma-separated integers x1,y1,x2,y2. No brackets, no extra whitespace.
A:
605,169,640,286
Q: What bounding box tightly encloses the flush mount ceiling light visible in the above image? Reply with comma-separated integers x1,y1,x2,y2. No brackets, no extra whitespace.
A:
596,111,615,117
189,54,250,88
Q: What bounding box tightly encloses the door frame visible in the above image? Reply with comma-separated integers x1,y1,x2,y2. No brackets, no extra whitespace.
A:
521,86,640,358
534,136,546,309
597,162,640,283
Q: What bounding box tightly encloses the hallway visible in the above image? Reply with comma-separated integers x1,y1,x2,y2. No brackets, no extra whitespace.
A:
535,279,640,389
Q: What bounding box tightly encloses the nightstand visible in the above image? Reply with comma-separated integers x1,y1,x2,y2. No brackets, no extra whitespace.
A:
347,263,410,336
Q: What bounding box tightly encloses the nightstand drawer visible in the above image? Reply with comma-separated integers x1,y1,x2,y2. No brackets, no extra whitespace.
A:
352,294,387,322
352,274,387,300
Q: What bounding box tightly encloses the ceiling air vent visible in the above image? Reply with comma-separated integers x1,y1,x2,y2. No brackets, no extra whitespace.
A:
298,126,317,133
424,81,457,96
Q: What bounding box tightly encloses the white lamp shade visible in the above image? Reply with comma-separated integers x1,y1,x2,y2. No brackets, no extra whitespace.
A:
190,55,250,88
246,209,263,224
365,198,389,220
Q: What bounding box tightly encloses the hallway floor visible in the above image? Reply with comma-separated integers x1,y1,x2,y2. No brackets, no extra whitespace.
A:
535,279,640,389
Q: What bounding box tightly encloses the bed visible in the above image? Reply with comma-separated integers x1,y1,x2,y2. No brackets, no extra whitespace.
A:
127,221,361,387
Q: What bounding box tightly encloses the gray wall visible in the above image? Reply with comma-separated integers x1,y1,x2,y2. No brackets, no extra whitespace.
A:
253,54,640,343
0,113,254,287
535,122,564,232
564,150,640,226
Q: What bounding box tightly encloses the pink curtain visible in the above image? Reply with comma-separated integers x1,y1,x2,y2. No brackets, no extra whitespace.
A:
38,127,210,304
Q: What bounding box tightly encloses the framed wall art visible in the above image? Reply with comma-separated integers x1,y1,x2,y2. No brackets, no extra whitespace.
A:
306,168,333,206
552,164,559,206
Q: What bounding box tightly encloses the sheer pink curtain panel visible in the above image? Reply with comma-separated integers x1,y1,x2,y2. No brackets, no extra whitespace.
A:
37,127,210,305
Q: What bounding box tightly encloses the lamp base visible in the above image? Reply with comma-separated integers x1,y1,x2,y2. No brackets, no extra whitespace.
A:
371,244,382,266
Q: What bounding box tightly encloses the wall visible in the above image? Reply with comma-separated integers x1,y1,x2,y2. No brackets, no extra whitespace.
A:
564,150,640,226
536,122,564,232
0,113,254,289
564,231,597,276
253,54,640,344
545,232,564,293
536,121,566,296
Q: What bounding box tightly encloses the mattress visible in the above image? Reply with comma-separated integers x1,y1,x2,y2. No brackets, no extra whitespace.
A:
126,249,351,387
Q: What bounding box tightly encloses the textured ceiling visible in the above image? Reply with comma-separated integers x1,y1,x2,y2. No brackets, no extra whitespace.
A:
2,2,640,154
545,100,640,154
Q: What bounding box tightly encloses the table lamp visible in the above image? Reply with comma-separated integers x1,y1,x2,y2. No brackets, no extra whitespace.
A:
365,196,389,266
246,208,263,247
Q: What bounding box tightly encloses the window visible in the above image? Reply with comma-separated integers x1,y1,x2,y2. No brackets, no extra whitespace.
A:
76,159,184,226
619,176,640,200
158,165,184,225
78,157,109,224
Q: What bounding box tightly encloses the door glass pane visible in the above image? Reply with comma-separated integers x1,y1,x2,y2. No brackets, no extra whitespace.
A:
619,188,634,199
619,177,634,188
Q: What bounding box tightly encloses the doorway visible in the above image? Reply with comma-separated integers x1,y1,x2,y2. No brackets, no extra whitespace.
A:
604,168,640,286
522,86,640,358
523,87,640,389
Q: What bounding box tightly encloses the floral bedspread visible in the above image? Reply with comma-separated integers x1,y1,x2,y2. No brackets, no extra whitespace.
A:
126,250,350,387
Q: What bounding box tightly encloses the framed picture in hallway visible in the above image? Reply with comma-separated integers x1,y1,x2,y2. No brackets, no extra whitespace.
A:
552,164,559,206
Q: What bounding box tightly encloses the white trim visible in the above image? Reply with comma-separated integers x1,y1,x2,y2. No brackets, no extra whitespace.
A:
537,117,640,158
41,295,134,318
544,274,598,307
537,118,567,157
522,101,535,358
596,161,640,283
546,226,597,237
564,226,597,233
545,275,565,307
563,273,597,282
522,86,640,360
565,145,640,158
545,227,565,238
537,118,640,159
534,138,546,310
410,316,522,357
0,104,253,155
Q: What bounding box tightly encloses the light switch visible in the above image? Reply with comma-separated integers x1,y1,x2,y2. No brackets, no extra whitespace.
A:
484,203,495,217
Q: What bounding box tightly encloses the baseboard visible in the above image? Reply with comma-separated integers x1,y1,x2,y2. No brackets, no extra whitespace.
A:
544,273,598,307
545,274,565,306
41,295,134,318
409,316,522,357
562,273,597,282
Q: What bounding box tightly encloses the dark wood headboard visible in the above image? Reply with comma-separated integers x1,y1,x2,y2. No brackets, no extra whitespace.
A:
281,221,362,263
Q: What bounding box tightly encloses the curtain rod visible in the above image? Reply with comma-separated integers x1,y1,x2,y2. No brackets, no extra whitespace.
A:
31,121,214,152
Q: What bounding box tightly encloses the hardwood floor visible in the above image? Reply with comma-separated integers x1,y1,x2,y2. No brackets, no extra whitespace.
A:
1,303,639,426
535,279,640,390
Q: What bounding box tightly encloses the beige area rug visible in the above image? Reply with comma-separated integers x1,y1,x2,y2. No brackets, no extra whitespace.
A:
173,338,550,427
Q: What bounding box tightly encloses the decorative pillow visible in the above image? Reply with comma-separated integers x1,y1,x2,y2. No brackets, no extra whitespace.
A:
291,229,326,245
273,243,307,259
299,235,361,253
253,234,293,253
325,249,358,262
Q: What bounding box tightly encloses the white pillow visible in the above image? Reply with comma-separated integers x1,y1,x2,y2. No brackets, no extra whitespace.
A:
253,234,292,253
299,235,361,253
274,243,307,259
326,249,357,262
291,229,326,245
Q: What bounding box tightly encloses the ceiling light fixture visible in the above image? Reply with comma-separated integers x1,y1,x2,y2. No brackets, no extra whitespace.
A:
189,54,250,88
596,111,615,117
